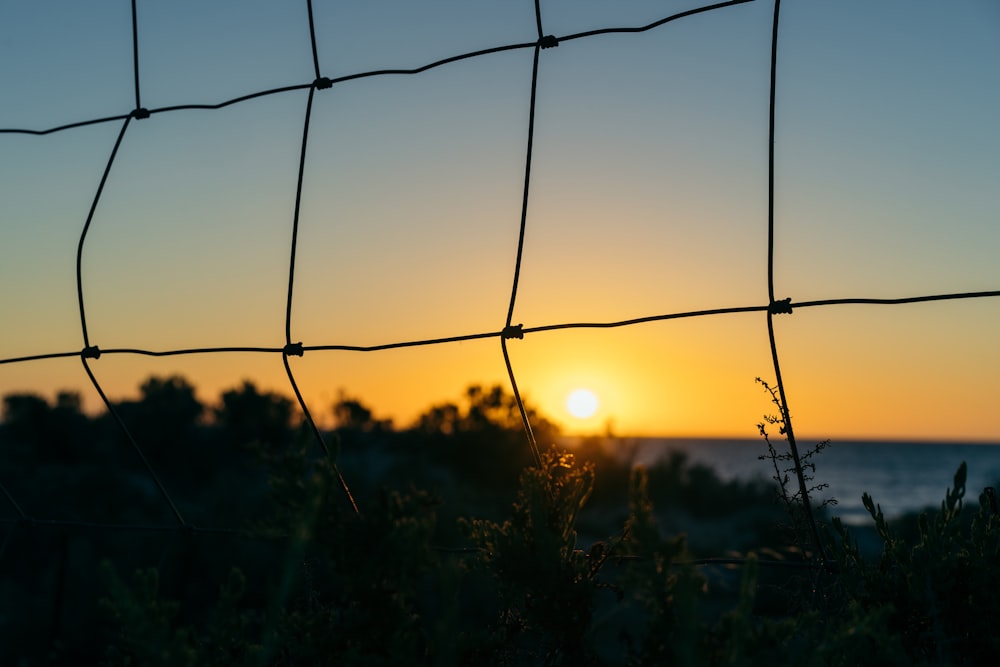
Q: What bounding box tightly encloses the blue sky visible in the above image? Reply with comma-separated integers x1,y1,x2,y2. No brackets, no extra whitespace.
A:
1,1,998,439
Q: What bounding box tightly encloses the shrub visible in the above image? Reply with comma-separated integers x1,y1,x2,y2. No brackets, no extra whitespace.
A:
821,462,1000,665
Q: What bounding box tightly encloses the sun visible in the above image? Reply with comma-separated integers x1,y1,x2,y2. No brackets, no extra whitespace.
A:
566,388,599,419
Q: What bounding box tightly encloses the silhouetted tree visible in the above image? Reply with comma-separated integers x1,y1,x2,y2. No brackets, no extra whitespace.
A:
333,395,372,429
110,376,203,436
2,392,50,443
1,390,90,462
104,375,205,478
416,402,462,436
411,384,560,488
333,392,392,434
416,384,558,443
215,380,296,451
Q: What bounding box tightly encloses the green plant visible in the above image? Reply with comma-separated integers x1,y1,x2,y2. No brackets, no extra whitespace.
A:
461,450,614,665
824,462,1000,664
756,377,832,560
616,465,705,666
101,451,447,666
101,565,260,667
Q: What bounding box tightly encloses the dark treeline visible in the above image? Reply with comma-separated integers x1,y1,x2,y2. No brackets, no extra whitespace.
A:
2,376,997,665
0,375,777,533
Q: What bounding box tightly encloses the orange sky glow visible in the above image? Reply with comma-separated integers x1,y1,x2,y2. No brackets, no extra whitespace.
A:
2,1,998,444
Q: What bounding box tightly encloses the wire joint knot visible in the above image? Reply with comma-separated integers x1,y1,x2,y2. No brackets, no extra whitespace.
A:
539,35,559,49
768,298,793,315
283,342,304,357
502,324,524,340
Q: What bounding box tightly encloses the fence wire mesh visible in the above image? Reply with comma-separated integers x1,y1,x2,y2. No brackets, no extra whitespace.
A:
0,0,997,608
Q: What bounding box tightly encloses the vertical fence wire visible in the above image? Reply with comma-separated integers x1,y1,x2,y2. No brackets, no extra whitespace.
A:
762,0,825,561
502,40,547,468
68,0,188,528
305,0,323,82
282,74,359,512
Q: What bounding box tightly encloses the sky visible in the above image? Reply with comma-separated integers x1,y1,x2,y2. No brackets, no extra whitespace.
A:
1,0,998,441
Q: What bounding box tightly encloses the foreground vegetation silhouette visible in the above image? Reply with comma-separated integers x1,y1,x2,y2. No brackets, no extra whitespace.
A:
1,376,998,664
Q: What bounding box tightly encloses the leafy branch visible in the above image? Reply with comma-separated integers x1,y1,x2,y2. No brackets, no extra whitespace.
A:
756,377,831,562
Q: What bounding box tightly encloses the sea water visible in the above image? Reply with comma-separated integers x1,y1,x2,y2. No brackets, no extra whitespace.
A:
607,438,1000,525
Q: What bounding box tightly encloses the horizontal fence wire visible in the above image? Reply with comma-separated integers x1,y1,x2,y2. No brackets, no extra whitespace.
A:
0,0,997,575
3,291,999,367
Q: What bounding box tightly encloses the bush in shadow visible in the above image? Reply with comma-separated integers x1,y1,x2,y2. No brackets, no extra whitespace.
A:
821,462,1000,664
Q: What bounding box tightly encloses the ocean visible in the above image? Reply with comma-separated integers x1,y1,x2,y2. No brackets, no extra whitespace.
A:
596,438,1000,525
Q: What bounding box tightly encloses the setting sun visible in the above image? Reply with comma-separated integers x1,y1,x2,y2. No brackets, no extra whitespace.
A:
566,388,599,419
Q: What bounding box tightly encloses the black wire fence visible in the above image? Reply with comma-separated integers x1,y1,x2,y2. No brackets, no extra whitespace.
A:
1,0,997,586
